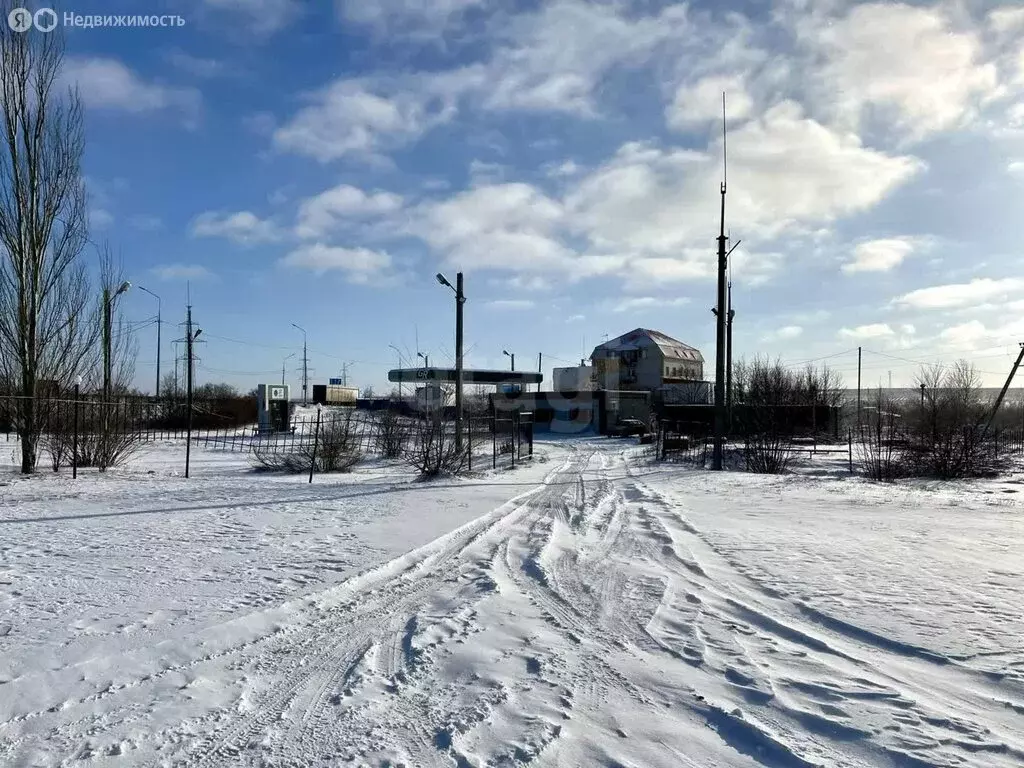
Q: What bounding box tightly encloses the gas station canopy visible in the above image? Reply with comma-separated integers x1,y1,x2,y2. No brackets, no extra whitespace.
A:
388,367,542,384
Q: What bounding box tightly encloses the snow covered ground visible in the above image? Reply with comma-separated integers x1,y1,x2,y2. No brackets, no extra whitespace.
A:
1,436,1023,767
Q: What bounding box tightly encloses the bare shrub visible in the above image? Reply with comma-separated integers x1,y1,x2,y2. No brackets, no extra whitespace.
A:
405,417,467,478
906,361,994,479
730,357,845,473
374,408,409,459
253,412,361,474
42,399,144,471
857,389,907,482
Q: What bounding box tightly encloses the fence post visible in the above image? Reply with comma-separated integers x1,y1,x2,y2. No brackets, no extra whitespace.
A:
848,429,853,474
511,413,517,469
492,414,497,470
309,407,321,484
72,385,80,479
468,417,473,471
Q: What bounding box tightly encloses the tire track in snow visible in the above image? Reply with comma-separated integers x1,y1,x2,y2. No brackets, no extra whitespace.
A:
168,451,578,766
627,471,1024,768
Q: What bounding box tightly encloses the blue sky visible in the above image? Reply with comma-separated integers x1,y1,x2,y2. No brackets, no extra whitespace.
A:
53,0,1024,392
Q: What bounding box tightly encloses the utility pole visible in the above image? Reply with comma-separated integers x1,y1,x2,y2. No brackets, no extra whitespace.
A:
455,272,465,451
139,286,161,398
292,323,308,405
856,346,862,429
726,280,735,420
103,281,131,444
712,93,739,471
538,352,543,393
390,345,404,401
282,353,294,386
103,286,111,405
184,305,202,479
435,271,465,450
888,371,892,390
983,343,1024,438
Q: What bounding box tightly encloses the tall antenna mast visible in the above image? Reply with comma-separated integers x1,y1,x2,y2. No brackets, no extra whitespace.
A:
712,92,738,471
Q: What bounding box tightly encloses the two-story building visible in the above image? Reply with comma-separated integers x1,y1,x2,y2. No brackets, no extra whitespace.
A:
590,328,704,391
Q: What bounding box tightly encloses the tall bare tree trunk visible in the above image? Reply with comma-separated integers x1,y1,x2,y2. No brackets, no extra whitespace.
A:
0,10,91,473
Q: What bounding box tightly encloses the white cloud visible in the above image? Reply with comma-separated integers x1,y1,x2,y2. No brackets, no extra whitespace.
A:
667,74,754,129
403,104,918,286
481,0,691,115
566,105,920,266
1009,160,1024,176
63,57,201,120
165,50,235,79
129,214,163,231
611,296,690,313
842,237,917,274
90,208,114,229
939,320,989,348
191,211,283,245
802,3,999,141
484,299,536,310
273,80,453,163
763,325,804,342
413,183,575,272
566,314,585,322
988,7,1024,37
546,160,581,178
151,264,215,281
839,323,895,340
295,184,403,239
338,0,482,35
895,278,1024,309
201,0,300,36
279,244,393,282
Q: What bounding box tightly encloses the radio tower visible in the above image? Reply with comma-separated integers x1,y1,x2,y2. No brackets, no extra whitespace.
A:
712,93,741,471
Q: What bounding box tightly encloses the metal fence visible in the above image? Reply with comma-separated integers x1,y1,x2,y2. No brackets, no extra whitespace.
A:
655,412,1024,473
0,395,535,477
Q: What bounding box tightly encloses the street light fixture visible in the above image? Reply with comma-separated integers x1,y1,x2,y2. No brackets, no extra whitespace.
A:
292,323,308,405
103,281,131,404
435,271,465,450
138,286,161,398
283,353,295,386
388,345,404,401
417,351,429,369
503,349,515,372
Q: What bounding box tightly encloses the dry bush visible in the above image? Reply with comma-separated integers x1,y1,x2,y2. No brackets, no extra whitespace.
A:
405,417,467,478
905,362,995,479
730,357,845,474
43,400,144,471
375,408,410,459
856,389,907,482
253,412,361,474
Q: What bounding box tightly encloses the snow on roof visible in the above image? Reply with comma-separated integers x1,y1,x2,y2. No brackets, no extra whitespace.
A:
592,328,704,362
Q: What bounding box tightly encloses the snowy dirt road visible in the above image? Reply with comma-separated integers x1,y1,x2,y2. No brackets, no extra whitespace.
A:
2,438,1024,767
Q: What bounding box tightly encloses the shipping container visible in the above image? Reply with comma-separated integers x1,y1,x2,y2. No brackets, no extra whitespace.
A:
313,384,358,406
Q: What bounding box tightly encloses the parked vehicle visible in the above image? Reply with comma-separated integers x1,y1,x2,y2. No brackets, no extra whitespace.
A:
610,418,647,437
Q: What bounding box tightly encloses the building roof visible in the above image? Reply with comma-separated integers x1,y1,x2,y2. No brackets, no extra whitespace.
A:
591,328,704,363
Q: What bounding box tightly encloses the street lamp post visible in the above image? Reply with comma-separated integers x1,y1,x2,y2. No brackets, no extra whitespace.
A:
417,351,429,370
436,272,465,451
503,349,515,372
283,353,295,386
138,286,161,398
389,344,404,401
291,323,307,405
103,281,131,404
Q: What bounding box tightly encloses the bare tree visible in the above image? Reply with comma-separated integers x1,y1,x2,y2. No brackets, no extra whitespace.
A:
0,18,92,472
